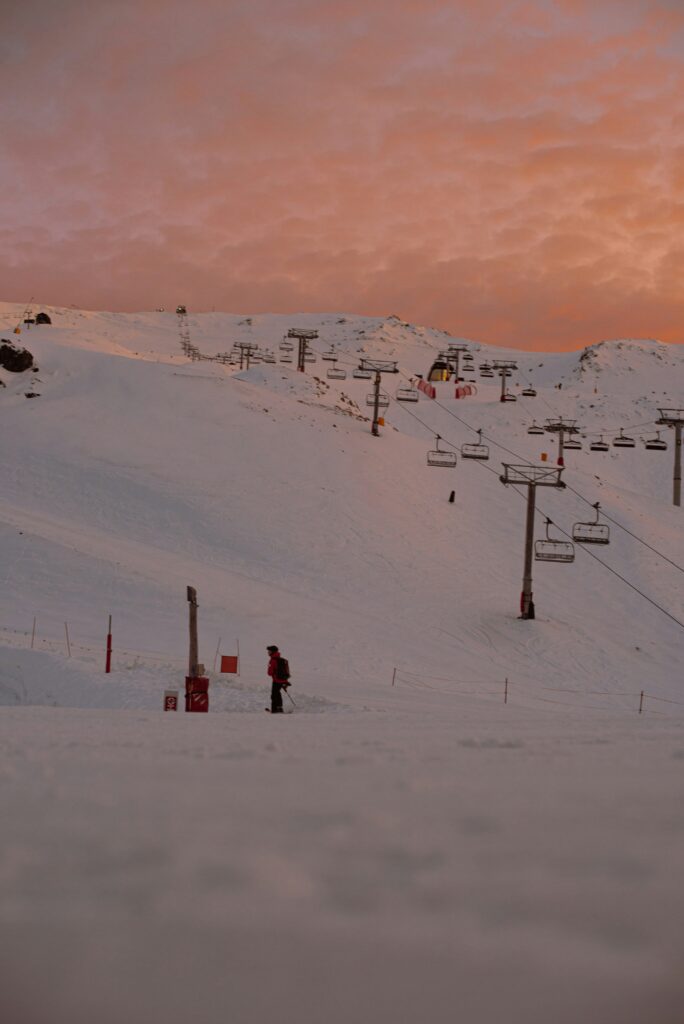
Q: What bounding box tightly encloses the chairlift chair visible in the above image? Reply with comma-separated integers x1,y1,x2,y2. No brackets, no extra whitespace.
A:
326,361,347,380
613,428,635,448
502,392,517,402
572,503,609,545
521,387,537,397
280,353,293,363
563,438,582,450
322,349,338,361
279,341,293,351
396,385,419,403
644,431,668,451
366,393,390,408
527,421,544,435
427,435,458,468
304,352,317,363
353,367,372,379
590,435,609,452
461,429,489,461
535,519,575,563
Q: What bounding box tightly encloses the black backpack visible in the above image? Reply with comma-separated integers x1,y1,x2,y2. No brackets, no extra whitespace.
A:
276,656,291,681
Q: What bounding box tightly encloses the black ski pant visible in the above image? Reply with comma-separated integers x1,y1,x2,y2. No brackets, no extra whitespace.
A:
271,680,283,713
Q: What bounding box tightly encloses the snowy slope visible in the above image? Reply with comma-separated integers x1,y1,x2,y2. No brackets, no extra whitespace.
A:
1,302,682,704
1,303,683,1024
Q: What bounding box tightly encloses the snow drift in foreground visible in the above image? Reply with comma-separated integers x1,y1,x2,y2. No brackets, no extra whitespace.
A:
1,303,683,1024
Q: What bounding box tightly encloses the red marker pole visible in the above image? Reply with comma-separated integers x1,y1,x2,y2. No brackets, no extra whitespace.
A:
105,615,112,673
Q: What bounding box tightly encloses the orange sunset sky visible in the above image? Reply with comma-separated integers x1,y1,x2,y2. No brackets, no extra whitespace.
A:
2,0,684,350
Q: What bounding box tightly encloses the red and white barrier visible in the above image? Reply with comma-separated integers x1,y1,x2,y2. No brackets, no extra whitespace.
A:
417,379,436,399
454,384,477,399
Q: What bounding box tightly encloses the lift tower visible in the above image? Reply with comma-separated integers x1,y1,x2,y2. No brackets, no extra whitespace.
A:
287,328,319,372
500,464,566,619
446,344,471,382
544,418,581,467
359,359,398,436
492,361,518,402
657,408,684,507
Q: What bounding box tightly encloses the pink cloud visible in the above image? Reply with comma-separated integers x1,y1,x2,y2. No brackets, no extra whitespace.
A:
1,0,683,349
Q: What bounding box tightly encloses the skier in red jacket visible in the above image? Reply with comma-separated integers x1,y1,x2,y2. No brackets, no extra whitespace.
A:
267,645,288,713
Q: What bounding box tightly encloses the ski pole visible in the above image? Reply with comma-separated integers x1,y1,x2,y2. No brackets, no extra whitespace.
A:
284,687,296,707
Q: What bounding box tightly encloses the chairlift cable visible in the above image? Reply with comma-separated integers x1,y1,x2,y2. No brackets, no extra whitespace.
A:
500,480,684,633
580,418,661,437
394,366,683,575
562,481,684,574
310,349,684,582
392,362,684,615
531,509,684,633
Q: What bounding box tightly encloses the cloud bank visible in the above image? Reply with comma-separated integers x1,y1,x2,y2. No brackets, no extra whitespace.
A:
2,0,683,349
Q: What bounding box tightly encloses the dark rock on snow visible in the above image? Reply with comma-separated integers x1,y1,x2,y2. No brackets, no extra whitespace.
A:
0,341,34,372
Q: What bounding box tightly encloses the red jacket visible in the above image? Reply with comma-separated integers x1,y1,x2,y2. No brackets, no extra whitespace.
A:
268,651,285,682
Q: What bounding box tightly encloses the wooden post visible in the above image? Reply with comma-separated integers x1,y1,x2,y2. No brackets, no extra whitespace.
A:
639,690,644,715
391,667,397,686
31,616,36,649
64,622,71,658
187,586,199,676
105,614,112,673
504,677,508,704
